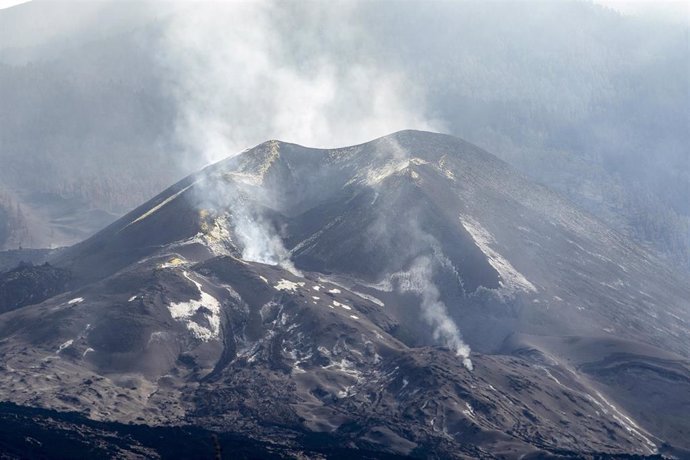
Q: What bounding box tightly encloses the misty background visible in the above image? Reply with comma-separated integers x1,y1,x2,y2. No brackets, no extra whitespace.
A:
0,0,688,271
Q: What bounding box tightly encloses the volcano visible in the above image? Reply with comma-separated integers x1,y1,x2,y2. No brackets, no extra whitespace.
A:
1,131,688,458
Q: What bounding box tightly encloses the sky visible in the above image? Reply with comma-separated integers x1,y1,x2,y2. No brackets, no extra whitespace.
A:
1,0,688,23
593,0,689,24
0,0,29,10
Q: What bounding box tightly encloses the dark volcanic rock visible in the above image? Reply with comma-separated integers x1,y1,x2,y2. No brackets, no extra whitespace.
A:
0,261,71,314
0,131,688,458
0,247,55,272
0,402,418,460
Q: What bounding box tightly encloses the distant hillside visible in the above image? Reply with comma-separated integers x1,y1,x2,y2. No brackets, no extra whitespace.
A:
0,248,54,273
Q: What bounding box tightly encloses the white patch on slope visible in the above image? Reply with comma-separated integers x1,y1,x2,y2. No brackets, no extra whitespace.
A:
127,182,196,227
56,340,74,353
362,157,429,186
459,215,536,293
541,366,656,453
67,297,84,305
289,218,340,257
274,279,305,292
587,391,657,453
168,271,221,341
322,358,364,398
463,402,476,420
128,295,138,302
350,289,385,307
438,157,456,180
332,300,351,310
316,277,384,306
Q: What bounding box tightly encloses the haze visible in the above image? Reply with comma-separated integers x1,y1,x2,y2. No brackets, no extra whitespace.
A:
0,0,688,274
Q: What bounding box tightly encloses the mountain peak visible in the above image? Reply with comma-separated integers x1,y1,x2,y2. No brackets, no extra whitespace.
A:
7,131,688,457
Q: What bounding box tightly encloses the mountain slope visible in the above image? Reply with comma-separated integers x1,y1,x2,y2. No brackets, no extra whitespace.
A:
1,131,688,458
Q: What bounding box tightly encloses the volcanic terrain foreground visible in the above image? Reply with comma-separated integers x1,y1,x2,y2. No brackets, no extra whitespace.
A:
0,131,688,459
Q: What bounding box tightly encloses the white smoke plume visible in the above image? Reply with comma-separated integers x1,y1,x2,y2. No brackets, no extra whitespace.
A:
192,171,299,274
388,256,473,370
158,0,436,169
361,137,472,369
231,203,298,274
157,0,437,273
156,2,468,364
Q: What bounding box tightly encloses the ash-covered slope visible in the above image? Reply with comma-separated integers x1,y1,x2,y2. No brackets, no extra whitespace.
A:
1,130,689,458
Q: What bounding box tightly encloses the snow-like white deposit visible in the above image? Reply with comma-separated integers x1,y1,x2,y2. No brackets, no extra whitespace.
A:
322,357,364,398
128,182,196,227
459,215,536,293
363,157,429,186
351,290,385,307
274,279,305,292
67,297,84,305
56,339,73,353
332,300,351,310
438,157,456,180
168,271,221,341
588,391,657,453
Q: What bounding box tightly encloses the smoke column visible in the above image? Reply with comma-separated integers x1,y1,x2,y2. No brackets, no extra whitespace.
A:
157,0,435,169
